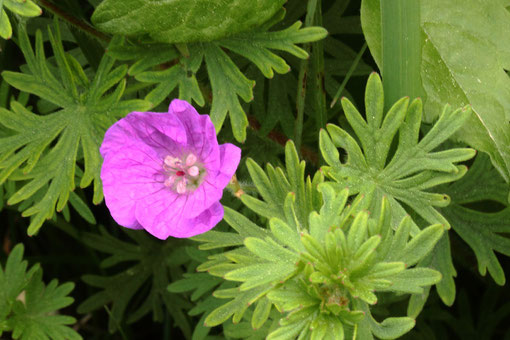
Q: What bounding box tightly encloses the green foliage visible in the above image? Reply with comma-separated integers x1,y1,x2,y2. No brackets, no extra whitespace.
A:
442,153,510,285
189,141,444,339
91,0,286,43
78,226,192,336
319,73,475,230
0,244,80,340
361,0,510,186
0,0,42,39
107,21,327,142
0,21,150,235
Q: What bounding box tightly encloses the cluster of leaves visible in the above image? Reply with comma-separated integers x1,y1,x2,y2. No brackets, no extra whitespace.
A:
77,226,193,336
0,244,80,340
0,21,150,235
361,0,510,187
178,73,484,339
106,17,327,142
1,0,510,339
183,141,442,340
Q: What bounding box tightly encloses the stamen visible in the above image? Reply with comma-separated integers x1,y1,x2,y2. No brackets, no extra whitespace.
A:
176,179,187,194
164,155,180,168
164,176,175,188
188,166,199,177
185,153,197,167
176,170,185,176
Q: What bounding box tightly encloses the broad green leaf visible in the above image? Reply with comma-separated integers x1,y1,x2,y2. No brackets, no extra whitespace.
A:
0,23,150,235
92,0,286,43
320,73,475,229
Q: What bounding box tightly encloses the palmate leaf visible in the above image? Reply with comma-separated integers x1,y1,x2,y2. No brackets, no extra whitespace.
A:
319,73,475,230
193,138,443,339
0,244,80,340
0,22,150,235
361,0,510,186
78,226,192,335
442,153,510,285
107,21,327,142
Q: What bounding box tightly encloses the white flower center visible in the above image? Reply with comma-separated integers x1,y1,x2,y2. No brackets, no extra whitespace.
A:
162,153,204,194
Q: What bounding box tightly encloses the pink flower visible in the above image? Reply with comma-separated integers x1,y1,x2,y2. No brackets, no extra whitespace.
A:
100,99,241,239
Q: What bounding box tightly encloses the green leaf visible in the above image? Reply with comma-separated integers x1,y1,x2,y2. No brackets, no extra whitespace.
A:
92,0,286,43
399,224,444,267
419,232,457,306
320,73,475,228
251,297,272,330
0,9,12,40
361,0,510,183
442,153,510,285
0,244,80,340
0,0,41,39
421,0,510,183
357,301,415,340
78,227,192,335
384,268,442,294
205,285,270,327
219,21,327,78
106,22,325,141
225,263,296,290
241,141,322,227
0,23,150,235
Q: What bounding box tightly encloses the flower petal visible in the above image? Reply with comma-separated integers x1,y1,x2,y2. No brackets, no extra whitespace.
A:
142,201,224,239
214,143,242,188
169,99,220,171
100,110,187,158
101,142,163,228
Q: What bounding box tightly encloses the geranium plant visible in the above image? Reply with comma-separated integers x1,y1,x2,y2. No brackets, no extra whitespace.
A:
1,0,509,339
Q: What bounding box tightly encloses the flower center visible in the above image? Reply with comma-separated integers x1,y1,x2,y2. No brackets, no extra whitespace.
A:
162,153,205,194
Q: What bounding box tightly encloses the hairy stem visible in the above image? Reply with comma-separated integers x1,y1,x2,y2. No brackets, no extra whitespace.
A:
37,0,110,42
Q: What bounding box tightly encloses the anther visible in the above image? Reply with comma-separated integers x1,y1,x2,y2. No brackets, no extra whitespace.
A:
185,154,197,166
188,166,199,177
176,179,187,194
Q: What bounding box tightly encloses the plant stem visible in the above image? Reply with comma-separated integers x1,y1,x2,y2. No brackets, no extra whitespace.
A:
380,0,423,110
37,0,110,42
310,0,327,131
294,0,319,153
330,42,368,107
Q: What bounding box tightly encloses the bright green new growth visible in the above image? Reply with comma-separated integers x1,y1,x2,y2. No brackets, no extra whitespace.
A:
92,0,286,43
320,73,475,231
0,244,80,340
0,21,150,235
0,0,42,39
189,142,443,340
